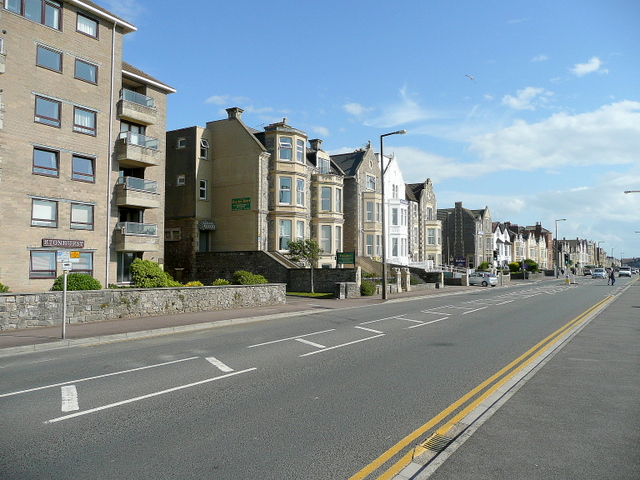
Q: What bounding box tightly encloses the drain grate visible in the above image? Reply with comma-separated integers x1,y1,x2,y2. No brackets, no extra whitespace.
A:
420,432,455,453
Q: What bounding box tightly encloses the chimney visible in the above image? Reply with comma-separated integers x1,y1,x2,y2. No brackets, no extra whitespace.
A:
309,139,323,151
226,107,243,120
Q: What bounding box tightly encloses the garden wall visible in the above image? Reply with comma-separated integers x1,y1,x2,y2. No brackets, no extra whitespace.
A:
0,284,286,331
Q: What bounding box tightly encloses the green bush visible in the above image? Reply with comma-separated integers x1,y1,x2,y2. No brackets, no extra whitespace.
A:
184,281,204,287
130,259,181,288
508,262,521,273
360,280,376,296
51,273,102,291
0,283,9,293
477,261,490,271
212,278,231,286
232,270,268,285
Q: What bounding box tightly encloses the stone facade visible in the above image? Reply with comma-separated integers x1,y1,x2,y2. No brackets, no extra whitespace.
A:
0,284,285,331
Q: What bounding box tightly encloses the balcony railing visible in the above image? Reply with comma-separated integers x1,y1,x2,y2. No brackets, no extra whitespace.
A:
118,131,158,150
121,89,155,108
116,176,158,194
117,222,157,236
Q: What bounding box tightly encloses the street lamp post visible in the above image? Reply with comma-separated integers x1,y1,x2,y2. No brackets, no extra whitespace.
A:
555,218,566,278
380,129,406,300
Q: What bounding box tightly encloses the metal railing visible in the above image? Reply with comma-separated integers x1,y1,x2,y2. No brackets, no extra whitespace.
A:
121,89,155,108
116,176,158,194
117,222,157,236
118,131,159,150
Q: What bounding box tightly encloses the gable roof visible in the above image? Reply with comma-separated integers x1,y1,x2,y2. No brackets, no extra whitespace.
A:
122,62,176,93
331,149,367,177
69,0,136,33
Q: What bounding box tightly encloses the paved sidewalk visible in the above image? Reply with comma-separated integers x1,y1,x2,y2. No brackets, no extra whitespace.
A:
0,285,475,357
416,281,640,479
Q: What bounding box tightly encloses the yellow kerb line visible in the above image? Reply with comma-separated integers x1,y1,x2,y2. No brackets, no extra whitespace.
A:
349,295,612,480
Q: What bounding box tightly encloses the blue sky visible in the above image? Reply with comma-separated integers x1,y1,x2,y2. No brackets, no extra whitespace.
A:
107,0,640,260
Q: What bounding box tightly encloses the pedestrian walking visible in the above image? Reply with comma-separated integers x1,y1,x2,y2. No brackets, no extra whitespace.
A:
609,269,615,286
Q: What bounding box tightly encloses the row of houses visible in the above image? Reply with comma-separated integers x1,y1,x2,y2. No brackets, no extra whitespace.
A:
0,1,613,293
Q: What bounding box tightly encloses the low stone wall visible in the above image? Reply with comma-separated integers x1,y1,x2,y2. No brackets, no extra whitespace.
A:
289,267,360,293
0,284,286,331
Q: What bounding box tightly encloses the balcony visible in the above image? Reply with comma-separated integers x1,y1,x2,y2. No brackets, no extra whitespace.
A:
117,131,160,168
117,89,157,125
114,222,159,252
114,176,160,209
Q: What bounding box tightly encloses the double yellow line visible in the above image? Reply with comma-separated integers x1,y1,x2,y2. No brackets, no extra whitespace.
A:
350,295,613,480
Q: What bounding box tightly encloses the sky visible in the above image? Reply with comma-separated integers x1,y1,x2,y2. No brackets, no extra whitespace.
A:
105,0,640,260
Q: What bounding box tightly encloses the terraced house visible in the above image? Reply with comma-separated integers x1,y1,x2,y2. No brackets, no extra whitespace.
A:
0,0,174,292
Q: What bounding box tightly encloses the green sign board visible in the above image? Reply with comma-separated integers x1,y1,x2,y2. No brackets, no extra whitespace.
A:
336,252,355,265
231,197,251,211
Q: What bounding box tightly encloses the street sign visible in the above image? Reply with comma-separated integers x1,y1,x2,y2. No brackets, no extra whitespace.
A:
62,262,73,271
70,251,80,258
57,251,70,263
336,252,355,265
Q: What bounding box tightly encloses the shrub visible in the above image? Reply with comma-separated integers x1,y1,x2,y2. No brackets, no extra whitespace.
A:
477,261,490,271
212,278,231,286
508,262,521,273
0,283,9,293
360,280,376,296
130,259,181,288
184,281,204,287
232,270,268,285
51,273,102,291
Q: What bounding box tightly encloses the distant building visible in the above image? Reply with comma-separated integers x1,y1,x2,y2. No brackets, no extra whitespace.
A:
0,0,174,292
406,179,442,268
438,202,491,269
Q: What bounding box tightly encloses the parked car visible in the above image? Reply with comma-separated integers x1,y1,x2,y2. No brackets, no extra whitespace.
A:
618,267,632,277
468,272,497,287
592,268,606,279
583,268,592,276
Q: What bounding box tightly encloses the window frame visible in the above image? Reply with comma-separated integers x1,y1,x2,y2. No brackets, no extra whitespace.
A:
36,44,62,72
199,138,210,159
74,58,98,84
296,178,305,206
7,0,61,30
77,12,99,38
366,175,376,190
320,225,332,253
73,106,97,135
199,179,208,200
33,147,59,177
34,95,61,127
336,188,342,213
70,202,94,230
279,136,293,161
279,176,292,204
31,198,58,228
29,251,56,279
71,252,93,276
321,186,331,212
296,220,305,241
296,139,305,163
72,155,95,183
366,201,373,222
279,219,292,250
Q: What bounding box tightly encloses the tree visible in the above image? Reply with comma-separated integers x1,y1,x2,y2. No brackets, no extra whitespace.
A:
286,239,323,293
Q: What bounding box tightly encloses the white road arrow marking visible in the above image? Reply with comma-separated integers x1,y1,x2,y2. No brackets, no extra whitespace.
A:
61,385,79,412
205,357,234,373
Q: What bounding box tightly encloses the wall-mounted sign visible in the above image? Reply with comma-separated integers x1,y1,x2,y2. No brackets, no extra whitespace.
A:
42,239,84,248
336,252,355,264
232,197,251,211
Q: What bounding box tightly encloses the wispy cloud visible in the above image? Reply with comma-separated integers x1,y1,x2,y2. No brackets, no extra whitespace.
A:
501,87,553,110
102,0,144,22
205,95,250,106
571,56,608,76
310,125,330,137
531,54,548,62
343,103,373,117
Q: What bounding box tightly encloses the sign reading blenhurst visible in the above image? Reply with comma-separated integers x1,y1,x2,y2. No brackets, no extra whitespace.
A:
42,239,85,248
231,197,251,211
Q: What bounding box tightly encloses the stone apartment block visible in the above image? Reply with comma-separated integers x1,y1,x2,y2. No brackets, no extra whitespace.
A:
406,179,442,268
438,202,491,269
0,0,173,292
164,109,345,282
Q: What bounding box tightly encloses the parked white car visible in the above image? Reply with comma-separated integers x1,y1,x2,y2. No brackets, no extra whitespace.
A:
468,272,497,287
618,267,632,277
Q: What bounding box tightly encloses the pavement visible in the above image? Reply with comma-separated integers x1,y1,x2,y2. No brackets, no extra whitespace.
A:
1,279,638,479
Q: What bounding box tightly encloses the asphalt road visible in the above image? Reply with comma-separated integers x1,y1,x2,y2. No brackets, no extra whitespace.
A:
0,278,631,479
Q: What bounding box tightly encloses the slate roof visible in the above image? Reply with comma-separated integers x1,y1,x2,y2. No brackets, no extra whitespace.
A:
330,150,366,177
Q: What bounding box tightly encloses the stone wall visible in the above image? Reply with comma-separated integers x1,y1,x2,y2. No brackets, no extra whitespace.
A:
0,284,285,331
288,267,360,293
194,251,290,285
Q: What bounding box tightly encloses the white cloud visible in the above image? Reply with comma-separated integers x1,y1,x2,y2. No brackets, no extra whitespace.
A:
311,125,330,137
393,146,492,184
531,54,548,62
469,101,640,171
571,57,608,76
204,95,250,106
501,87,553,110
343,103,373,117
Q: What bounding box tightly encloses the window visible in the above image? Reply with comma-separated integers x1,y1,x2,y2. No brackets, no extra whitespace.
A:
176,138,186,149
296,139,305,163
279,137,292,160
30,251,56,279
72,252,93,276
296,221,305,241
75,59,98,84
336,188,342,213
366,175,376,190
428,228,436,245
73,107,96,135
321,225,332,252
335,226,342,253
35,96,61,127
36,45,62,72
318,157,330,174
199,139,209,159
296,179,305,206
199,179,207,200
71,203,94,230
392,208,398,226
279,220,291,250
376,203,381,222
8,0,61,29
72,155,95,182
321,187,331,211
279,177,292,204
376,235,382,256
31,199,57,227
165,229,181,241
77,13,98,38
366,235,373,256
366,202,373,222
176,175,186,186
392,238,399,256
199,230,210,252
33,148,59,176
